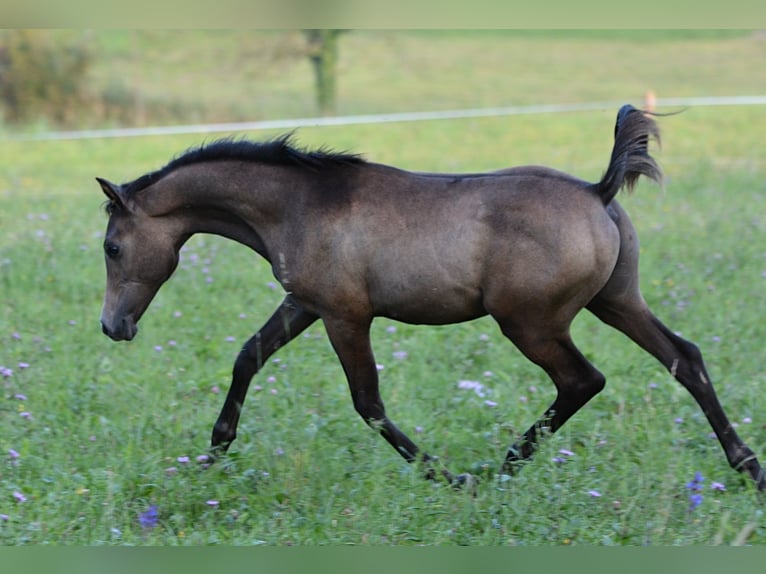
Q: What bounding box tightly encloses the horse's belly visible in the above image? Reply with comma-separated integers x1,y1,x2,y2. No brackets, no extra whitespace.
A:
367,268,486,325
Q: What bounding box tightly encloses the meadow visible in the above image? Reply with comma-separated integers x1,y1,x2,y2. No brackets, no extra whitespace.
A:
1,31,765,546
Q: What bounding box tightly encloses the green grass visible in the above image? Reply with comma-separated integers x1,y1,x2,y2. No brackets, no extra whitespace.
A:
1,32,766,546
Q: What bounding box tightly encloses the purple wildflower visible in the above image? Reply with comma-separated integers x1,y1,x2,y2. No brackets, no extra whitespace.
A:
392,351,408,360
1,366,13,378
139,505,159,529
686,471,705,510
0,514,8,521
196,454,211,463
13,491,26,503
711,481,726,492
177,456,190,464
206,500,219,507
457,380,485,397
8,448,19,459
18,362,29,369
588,490,602,498
559,449,575,457
14,394,27,401
484,400,498,408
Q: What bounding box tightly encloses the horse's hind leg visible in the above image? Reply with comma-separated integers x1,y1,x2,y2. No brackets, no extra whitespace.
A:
497,319,607,473
211,296,318,454
322,316,464,485
588,293,766,490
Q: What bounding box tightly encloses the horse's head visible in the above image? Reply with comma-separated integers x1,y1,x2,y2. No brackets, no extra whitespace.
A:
97,178,182,341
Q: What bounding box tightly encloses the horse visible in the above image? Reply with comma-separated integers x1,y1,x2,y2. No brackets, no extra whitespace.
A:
97,105,765,490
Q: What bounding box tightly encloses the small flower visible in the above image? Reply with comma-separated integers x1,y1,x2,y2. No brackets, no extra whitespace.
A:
165,467,178,476
154,345,163,352
674,417,683,424
484,400,497,408
196,454,211,464
0,514,8,521
13,394,27,401
711,481,726,492
18,362,29,369
274,447,284,456
519,395,528,403
225,336,236,342
1,366,13,378
385,326,396,334
686,471,704,490
742,417,752,424
19,412,31,419
587,490,602,498
205,500,219,507
392,351,408,360
139,505,159,529
210,385,220,394
457,380,485,397
13,491,26,503
414,426,424,434
552,457,566,464
177,456,190,464
266,376,277,384
8,448,19,459
559,449,575,457
686,471,705,509
689,493,704,509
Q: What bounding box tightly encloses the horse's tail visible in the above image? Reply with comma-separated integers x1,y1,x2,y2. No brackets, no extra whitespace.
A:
595,104,663,205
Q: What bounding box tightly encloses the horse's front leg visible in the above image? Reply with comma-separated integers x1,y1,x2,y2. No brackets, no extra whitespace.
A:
211,297,318,455
322,315,472,488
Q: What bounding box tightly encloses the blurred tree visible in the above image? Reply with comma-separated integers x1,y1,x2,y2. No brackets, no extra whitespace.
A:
303,30,344,116
0,30,93,127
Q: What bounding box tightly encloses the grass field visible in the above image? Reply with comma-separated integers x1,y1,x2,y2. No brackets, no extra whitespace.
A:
1,31,766,545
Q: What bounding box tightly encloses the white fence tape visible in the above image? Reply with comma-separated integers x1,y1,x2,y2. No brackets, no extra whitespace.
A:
10,95,766,142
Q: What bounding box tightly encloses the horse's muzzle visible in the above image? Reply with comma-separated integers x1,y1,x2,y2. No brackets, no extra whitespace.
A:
101,318,137,341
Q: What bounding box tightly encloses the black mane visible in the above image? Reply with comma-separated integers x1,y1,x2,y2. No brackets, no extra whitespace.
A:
122,134,365,195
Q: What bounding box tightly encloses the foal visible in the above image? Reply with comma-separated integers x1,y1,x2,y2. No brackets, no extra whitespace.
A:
98,105,765,490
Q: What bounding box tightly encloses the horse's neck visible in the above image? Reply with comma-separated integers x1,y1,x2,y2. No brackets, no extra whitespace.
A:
148,163,289,258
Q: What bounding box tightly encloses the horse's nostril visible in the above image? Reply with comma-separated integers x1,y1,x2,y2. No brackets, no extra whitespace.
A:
101,322,110,336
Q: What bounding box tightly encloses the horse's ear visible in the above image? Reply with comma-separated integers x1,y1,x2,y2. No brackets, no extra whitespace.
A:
96,177,125,208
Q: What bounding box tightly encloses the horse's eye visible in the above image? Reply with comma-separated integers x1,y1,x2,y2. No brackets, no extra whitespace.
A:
104,242,120,258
